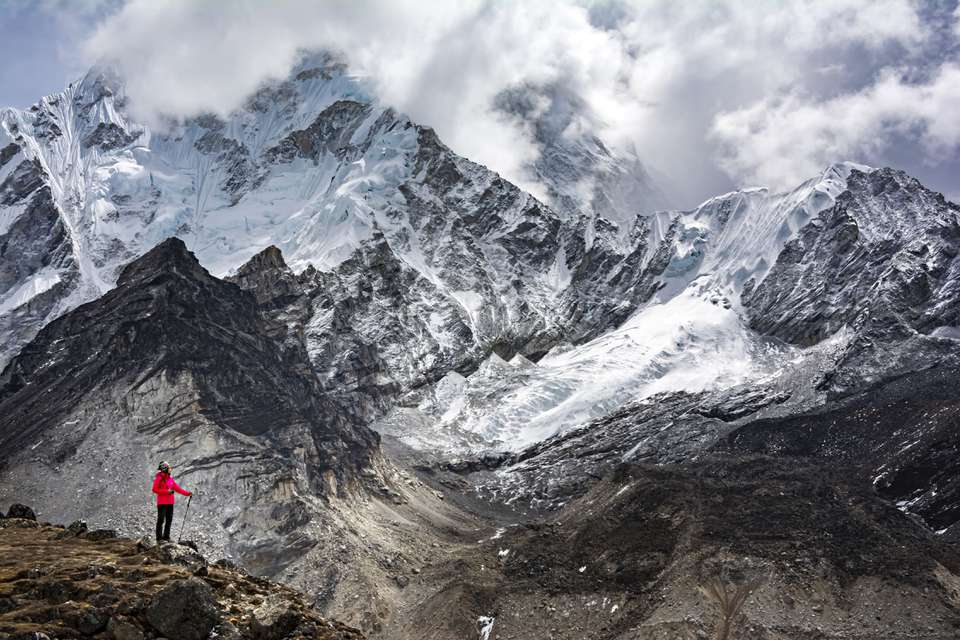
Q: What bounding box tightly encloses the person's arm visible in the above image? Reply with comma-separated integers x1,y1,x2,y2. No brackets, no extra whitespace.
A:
152,475,164,495
171,480,192,496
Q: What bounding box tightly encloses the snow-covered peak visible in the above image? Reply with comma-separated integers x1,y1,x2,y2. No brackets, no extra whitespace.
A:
495,82,670,226
0,53,566,371
641,161,877,304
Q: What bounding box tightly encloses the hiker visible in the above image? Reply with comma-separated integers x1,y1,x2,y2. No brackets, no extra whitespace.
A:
152,461,192,542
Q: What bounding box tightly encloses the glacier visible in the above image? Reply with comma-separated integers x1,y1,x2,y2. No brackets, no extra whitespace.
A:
374,163,873,453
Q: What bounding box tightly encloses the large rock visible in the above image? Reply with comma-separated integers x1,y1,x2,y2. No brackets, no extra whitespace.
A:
63,606,110,635
249,594,303,640
153,542,208,574
107,615,145,640
5,503,36,520
84,528,119,541
145,577,221,640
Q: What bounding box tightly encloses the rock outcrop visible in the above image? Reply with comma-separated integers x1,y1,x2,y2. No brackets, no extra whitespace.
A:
0,514,364,639
3,505,35,521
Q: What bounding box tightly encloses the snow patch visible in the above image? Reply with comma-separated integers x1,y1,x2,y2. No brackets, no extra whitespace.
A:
0,267,62,314
477,616,495,640
931,326,960,340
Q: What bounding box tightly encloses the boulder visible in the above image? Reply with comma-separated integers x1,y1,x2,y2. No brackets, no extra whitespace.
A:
64,606,110,635
250,594,303,640
55,519,89,539
5,504,36,520
211,620,244,640
107,615,146,640
68,520,88,535
84,528,119,541
145,577,221,640
153,542,208,574
213,558,240,571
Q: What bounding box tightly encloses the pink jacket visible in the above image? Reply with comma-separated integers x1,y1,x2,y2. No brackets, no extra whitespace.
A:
152,472,191,505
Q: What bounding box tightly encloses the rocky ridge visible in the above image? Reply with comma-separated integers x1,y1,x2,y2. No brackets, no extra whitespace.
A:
0,507,364,640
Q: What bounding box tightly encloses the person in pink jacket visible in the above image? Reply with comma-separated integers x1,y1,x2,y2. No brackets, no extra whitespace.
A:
152,461,192,542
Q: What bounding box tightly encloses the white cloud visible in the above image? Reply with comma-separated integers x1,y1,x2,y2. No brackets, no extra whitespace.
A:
79,0,955,205
710,64,960,189
6,0,119,15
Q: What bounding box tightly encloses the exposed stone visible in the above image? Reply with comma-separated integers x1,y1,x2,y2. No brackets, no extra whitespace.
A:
145,577,221,640
134,536,155,551
5,504,36,520
210,620,243,640
64,606,110,634
249,594,303,640
107,615,146,640
67,520,88,535
153,542,208,574
84,528,119,541
213,558,240,571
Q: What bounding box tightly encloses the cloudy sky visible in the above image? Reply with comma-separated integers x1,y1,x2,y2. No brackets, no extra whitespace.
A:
1,0,958,207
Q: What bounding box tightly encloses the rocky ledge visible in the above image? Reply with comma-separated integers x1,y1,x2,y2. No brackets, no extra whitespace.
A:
0,507,364,640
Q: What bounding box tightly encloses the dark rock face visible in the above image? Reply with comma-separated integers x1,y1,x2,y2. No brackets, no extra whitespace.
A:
146,577,221,640
0,238,379,488
266,100,373,164
5,504,35,520
724,361,960,534
557,213,681,344
0,143,19,168
0,154,79,367
82,122,138,150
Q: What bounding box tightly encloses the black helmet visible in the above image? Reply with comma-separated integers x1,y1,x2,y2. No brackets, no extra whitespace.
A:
158,461,170,473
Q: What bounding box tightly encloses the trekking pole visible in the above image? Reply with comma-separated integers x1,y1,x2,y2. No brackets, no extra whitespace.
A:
177,494,192,544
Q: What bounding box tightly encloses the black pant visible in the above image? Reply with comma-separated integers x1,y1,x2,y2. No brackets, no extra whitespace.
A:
156,504,174,541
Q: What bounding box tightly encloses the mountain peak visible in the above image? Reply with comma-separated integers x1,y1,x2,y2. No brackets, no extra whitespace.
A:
236,245,288,276
116,237,208,287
